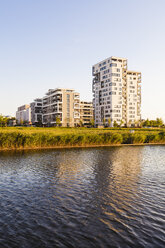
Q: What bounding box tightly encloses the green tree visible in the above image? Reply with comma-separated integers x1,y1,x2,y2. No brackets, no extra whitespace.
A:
113,120,118,128
0,115,3,127
2,117,8,127
79,120,83,127
56,117,61,127
127,120,132,128
90,119,95,127
145,119,150,127
103,118,106,127
20,119,24,126
108,118,111,127
138,120,142,128
120,119,124,127
0,115,9,127
156,118,163,127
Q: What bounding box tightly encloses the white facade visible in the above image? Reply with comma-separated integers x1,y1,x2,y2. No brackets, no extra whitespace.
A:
42,88,80,127
92,56,141,127
30,98,43,125
16,105,31,124
126,71,141,125
15,89,94,127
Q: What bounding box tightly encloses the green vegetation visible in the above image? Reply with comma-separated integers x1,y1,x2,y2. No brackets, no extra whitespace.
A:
0,127,165,150
142,118,163,127
0,115,16,127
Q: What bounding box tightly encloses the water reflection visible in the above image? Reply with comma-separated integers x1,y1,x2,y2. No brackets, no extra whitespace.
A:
0,146,165,248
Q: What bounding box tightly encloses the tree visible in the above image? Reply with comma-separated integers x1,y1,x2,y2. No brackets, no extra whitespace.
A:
0,115,3,127
0,115,9,127
113,120,118,128
20,119,24,126
127,120,132,128
145,119,150,127
156,118,163,127
90,119,95,127
108,118,111,127
56,117,61,127
23,120,28,126
120,119,124,127
103,118,106,127
138,120,142,128
79,120,83,127
3,117,8,127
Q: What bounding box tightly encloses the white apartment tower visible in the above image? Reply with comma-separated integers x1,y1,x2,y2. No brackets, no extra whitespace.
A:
92,56,141,127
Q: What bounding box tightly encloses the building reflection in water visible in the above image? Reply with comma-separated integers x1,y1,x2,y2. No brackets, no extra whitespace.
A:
89,146,144,233
54,146,143,211
55,149,96,183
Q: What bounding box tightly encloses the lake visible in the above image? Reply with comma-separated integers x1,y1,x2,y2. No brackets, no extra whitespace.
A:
0,146,165,247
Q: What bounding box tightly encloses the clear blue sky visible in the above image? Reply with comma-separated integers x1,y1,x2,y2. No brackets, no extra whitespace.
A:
0,0,165,119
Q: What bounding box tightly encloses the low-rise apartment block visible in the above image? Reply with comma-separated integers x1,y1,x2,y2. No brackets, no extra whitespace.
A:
16,105,31,124
80,101,93,126
30,98,43,126
42,88,81,127
92,56,141,127
16,89,93,127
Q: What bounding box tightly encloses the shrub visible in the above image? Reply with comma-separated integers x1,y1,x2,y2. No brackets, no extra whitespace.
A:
145,134,159,143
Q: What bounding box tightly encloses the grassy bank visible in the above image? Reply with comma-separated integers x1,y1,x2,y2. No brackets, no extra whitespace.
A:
0,127,165,150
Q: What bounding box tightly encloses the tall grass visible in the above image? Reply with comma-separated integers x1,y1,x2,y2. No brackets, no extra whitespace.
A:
0,127,165,150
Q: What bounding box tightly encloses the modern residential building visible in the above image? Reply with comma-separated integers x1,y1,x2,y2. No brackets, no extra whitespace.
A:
30,98,43,125
42,88,80,127
92,56,141,127
16,89,93,127
16,104,31,124
80,101,93,126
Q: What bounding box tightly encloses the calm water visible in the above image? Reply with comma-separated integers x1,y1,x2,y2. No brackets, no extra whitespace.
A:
0,146,165,248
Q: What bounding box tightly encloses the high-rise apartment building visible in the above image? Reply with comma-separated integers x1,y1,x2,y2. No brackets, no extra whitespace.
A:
92,56,141,127
42,88,80,127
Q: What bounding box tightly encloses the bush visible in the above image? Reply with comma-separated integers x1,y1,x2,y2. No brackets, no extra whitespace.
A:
145,134,159,143
122,133,146,144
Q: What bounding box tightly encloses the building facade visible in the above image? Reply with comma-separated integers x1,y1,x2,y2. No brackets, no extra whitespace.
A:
30,98,43,125
16,104,31,124
42,88,80,127
80,101,93,126
16,89,93,127
92,56,141,127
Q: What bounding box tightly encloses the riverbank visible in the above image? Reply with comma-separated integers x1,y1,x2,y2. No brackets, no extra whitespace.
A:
0,127,165,150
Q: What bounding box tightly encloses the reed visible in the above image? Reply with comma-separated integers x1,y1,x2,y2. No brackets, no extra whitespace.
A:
0,127,165,150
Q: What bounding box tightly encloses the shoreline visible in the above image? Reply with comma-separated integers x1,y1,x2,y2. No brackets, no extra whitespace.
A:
1,142,165,152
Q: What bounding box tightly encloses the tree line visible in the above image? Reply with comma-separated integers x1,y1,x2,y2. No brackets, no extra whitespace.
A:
0,115,16,127
142,118,164,127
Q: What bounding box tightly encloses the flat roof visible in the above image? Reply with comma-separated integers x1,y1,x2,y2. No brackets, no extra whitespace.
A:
93,56,127,67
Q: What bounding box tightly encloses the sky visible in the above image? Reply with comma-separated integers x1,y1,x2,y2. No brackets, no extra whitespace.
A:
0,0,165,119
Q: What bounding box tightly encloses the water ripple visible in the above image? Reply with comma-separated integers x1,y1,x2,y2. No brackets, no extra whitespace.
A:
0,146,165,247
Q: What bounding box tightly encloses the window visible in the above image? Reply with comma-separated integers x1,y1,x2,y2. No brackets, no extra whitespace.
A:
109,91,116,95
109,82,116,86
110,63,117,67
111,73,120,77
